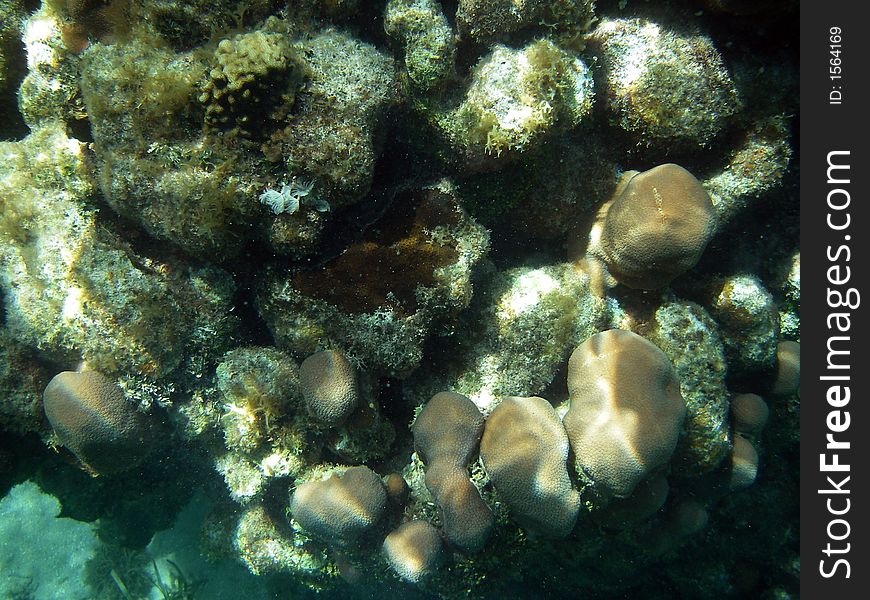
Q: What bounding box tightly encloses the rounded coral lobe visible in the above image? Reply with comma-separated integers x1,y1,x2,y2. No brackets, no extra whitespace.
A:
480,396,579,538
382,519,444,583
601,163,717,290
290,466,387,547
298,350,360,426
413,391,484,469
42,370,156,475
564,329,686,498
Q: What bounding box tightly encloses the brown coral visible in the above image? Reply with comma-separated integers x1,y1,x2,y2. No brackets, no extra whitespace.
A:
731,393,769,437
599,164,716,290
382,520,444,583
289,466,387,547
42,370,156,475
298,350,359,426
729,435,759,490
563,330,686,498
413,391,493,553
480,396,579,537
770,340,800,397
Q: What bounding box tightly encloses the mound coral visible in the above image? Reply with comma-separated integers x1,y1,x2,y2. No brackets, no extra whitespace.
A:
480,396,579,537
382,520,444,583
290,466,388,547
42,370,156,475
730,393,769,438
729,435,759,490
597,164,717,290
771,340,800,397
413,391,493,553
563,330,686,498
298,350,360,426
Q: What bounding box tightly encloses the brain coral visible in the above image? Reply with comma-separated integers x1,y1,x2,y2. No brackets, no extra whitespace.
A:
771,340,800,397
43,370,156,475
599,164,717,290
480,396,579,537
290,466,387,547
730,393,769,437
729,435,759,490
414,391,484,469
298,350,359,426
563,330,686,498
413,391,493,553
382,520,444,583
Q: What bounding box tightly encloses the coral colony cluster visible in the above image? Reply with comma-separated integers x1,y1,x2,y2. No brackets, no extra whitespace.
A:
1,0,798,598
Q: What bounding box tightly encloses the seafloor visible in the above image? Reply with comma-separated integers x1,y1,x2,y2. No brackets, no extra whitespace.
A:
0,0,799,598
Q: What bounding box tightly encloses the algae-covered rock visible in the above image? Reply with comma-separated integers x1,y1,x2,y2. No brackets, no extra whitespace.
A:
703,116,793,224
16,3,88,130
385,0,456,92
589,17,741,149
0,329,52,435
456,0,595,42
421,38,594,169
646,300,731,474
0,0,26,137
79,21,397,260
257,180,489,376
708,274,780,378
0,124,238,383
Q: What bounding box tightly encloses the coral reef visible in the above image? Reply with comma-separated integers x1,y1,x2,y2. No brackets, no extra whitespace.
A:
0,0,799,597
